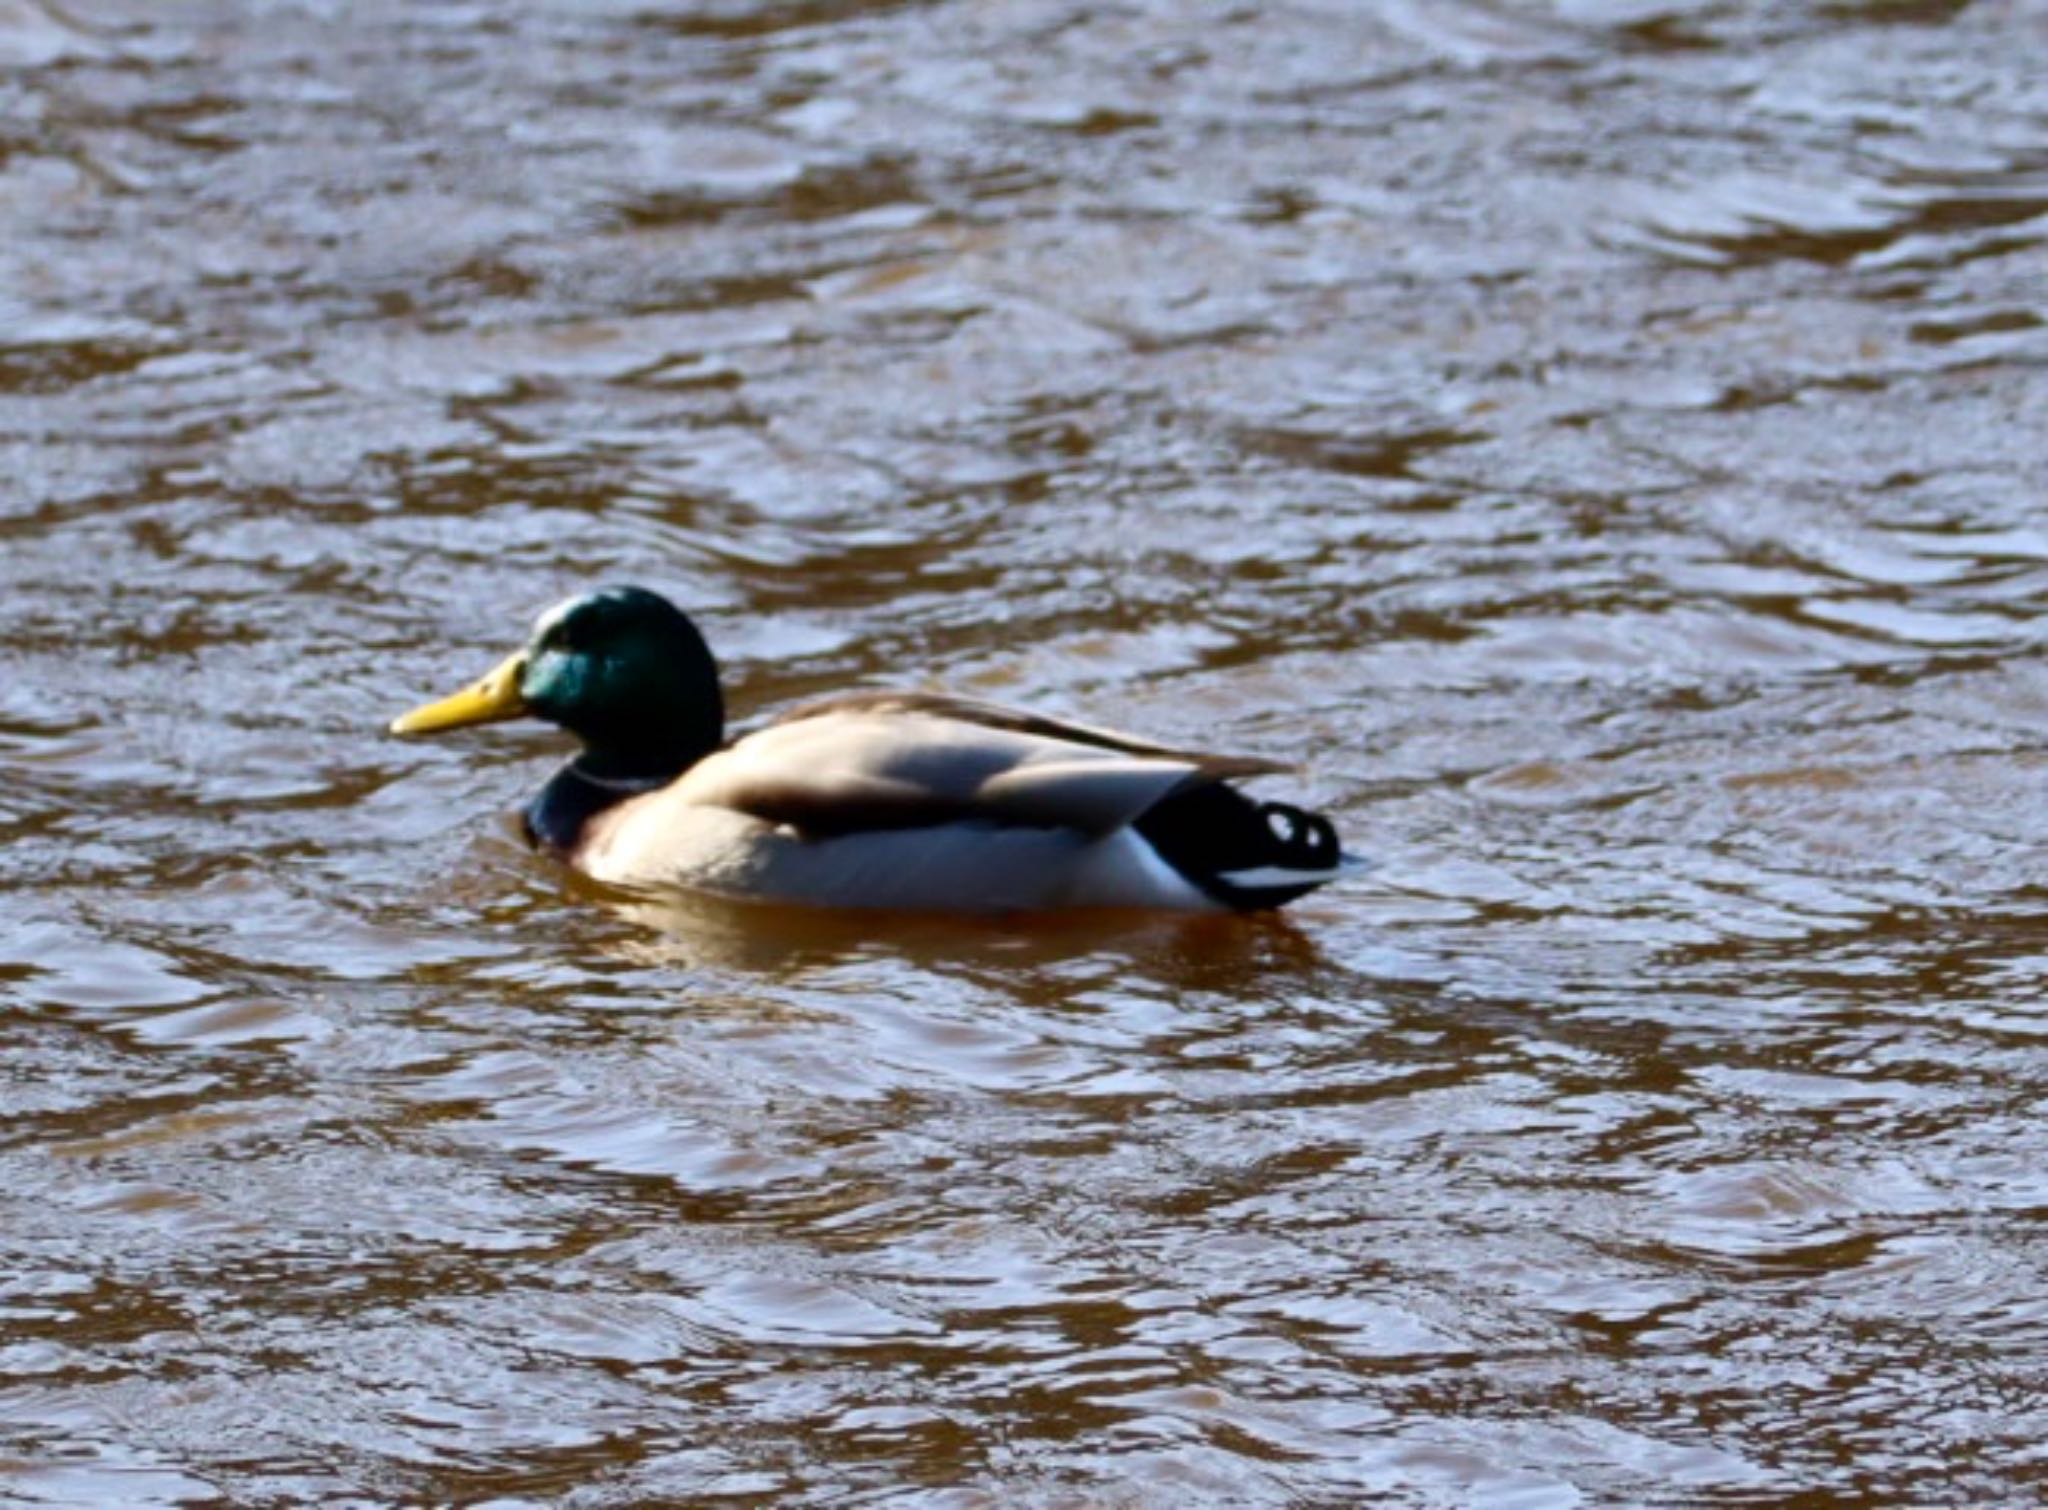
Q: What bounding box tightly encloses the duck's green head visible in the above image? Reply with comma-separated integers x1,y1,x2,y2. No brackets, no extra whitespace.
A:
391,586,725,772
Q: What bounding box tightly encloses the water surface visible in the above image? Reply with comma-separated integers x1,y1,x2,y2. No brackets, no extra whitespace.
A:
4,0,2048,1503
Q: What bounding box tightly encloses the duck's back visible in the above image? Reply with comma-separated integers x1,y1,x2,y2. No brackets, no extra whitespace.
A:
572,693,1344,912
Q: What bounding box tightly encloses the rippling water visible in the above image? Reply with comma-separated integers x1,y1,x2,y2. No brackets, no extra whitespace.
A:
4,0,2047,1503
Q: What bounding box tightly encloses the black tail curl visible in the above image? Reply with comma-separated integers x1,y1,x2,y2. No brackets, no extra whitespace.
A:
1134,780,1345,910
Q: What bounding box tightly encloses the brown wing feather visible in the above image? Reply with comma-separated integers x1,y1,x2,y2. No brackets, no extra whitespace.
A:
707,774,977,836
764,690,1289,780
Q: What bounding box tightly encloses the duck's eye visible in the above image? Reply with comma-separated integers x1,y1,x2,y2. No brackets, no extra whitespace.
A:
545,613,594,652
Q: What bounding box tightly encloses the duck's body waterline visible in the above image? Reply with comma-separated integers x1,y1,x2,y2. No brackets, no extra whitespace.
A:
392,587,1353,913
577,801,1217,912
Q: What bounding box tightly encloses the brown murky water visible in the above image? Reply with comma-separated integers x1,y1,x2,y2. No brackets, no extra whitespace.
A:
4,0,2047,1503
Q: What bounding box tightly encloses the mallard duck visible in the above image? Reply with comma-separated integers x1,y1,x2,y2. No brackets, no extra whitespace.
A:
391,586,1353,912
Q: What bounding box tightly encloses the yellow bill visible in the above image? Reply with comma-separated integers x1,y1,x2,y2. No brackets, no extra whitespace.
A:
390,651,529,735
